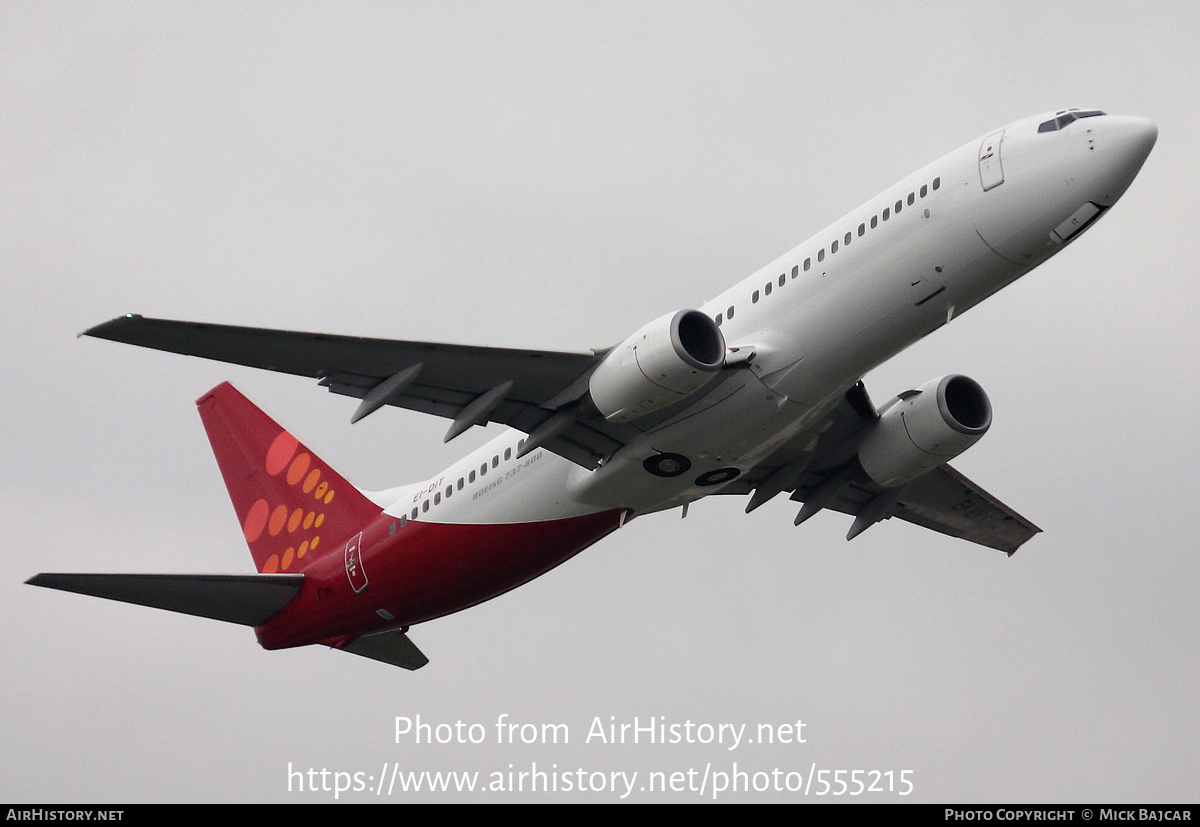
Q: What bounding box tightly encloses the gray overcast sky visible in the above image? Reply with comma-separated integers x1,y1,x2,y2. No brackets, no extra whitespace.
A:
3,1,1198,802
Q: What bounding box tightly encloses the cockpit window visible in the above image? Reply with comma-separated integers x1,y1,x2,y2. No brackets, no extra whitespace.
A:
1039,113,1075,132
1038,109,1107,133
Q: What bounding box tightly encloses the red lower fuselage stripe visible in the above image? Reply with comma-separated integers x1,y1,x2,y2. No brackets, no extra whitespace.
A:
254,508,626,649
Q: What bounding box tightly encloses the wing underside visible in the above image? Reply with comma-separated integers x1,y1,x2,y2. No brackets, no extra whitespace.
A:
725,384,1040,554
757,463,1039,554
85,315,626,468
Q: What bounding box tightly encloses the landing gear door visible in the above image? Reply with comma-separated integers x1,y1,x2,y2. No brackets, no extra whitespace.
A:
978,129,1005,192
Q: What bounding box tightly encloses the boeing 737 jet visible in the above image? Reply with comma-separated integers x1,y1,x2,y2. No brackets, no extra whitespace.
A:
29,109,1157,670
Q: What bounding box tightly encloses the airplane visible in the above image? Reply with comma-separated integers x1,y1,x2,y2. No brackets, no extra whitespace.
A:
29,109,1157,670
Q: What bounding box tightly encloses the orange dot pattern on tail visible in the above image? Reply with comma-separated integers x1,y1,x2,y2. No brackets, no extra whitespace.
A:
247,430,332,573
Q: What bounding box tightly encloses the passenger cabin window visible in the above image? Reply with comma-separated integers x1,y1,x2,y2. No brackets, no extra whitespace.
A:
883,208,890,220
907,192,915,206
858,223,865,236
804,258,811,271
764,282,771,295
791,265,799,278
715,313,723,326
752,289,759,303
818,249,825,262
871,216,878,228
933,176,941,190
831,240,838,254
920,184,928,197
778,274,786,287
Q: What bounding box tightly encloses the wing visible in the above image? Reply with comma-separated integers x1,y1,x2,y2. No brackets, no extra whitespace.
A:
84,315,632,468
726,382,1040,555
881,463,1041,554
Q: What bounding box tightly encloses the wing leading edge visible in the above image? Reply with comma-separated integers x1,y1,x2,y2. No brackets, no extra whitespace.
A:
84,315,628,468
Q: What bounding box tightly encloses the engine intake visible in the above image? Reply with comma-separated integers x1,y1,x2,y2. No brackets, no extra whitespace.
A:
586,310,725,423
856,374,992,488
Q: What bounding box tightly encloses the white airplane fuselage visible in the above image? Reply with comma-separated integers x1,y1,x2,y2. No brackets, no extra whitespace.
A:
371,111,1155,527
234,109,1155,652
41,111,1157,663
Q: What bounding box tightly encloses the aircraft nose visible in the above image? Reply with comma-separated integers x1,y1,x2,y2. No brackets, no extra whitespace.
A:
1112,115,1158,163
1096,115,1157,201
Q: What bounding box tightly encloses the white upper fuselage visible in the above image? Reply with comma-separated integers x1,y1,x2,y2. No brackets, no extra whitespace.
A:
374,111,1157,527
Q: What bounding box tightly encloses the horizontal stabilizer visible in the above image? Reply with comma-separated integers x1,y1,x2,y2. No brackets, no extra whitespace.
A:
340,630,429,670
26,573,304,626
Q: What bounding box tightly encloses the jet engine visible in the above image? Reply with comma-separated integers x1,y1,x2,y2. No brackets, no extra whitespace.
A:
856,374,992,488
585,309,726,423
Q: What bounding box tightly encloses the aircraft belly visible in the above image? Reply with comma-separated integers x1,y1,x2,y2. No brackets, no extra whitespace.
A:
565,373,824,512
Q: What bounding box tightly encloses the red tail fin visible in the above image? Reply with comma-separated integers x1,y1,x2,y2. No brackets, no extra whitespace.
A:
196,382,381,574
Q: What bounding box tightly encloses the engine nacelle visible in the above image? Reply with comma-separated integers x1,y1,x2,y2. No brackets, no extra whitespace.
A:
856,374,992,488
586,309,726,423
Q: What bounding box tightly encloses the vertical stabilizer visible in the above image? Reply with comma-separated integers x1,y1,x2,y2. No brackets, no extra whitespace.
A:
197,382,381,574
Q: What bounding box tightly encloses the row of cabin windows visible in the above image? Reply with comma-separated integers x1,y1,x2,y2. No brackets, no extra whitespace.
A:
402,440,524,524
713,176,941,326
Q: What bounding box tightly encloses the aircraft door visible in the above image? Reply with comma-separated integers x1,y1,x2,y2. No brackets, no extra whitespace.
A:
978,130,1005,191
